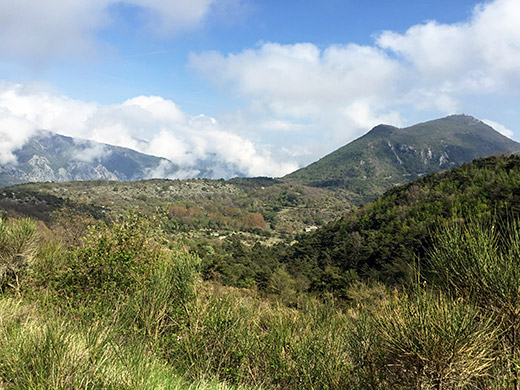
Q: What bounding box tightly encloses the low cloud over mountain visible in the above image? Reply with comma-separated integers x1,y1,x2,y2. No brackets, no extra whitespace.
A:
0,83,297,178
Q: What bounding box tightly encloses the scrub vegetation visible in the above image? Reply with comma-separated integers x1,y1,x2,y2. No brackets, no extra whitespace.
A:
2,154,520,388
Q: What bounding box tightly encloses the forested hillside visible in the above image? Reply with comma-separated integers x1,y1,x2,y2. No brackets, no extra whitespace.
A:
212,154,520,294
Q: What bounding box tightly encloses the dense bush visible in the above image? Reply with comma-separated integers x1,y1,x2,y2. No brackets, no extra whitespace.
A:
53,212,165,305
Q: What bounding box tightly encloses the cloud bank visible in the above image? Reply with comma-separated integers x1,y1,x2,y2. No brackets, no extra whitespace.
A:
190,0,519,153
0,83,296,178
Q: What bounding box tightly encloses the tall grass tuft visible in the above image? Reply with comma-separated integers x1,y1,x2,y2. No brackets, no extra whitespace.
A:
162,285,363,389
376,287,497,389
0,297,241,390
124,245,200,342
0,218,38,290
427,216,520,387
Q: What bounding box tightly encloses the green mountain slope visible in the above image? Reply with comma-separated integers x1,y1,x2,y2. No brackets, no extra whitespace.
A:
285,115,520,202
278,154,520,294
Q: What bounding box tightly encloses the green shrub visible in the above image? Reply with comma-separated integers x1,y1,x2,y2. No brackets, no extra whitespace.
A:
56,211,164,306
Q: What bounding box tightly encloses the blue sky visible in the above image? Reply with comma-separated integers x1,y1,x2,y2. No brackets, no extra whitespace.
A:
0,0,519,177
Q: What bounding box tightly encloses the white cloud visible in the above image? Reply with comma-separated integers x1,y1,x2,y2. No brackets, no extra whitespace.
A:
0,0,234,62
190,42,404,150
258,120,306,132
0,111,36,164
340,101,404,132
0,82,97,134
0,0,109,62
146,130,193,166
377,0,520,94
191,42,401,118
0,82,296,178
122,96,187,124
190,0,520,152
72,140,111,163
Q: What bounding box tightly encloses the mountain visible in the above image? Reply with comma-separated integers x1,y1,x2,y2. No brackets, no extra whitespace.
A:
3,115,518,194
0,131,182,187
284,115,520,202
0,131,251,187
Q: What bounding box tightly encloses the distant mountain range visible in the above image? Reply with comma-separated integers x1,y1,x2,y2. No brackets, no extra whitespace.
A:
0,131,181,187
0,131,246,187
1,115,518,199
285,115,520,202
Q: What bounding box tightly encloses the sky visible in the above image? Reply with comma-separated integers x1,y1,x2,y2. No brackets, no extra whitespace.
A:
0,0,519,177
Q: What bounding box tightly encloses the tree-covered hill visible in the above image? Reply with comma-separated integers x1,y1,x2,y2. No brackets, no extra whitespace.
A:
259,154,520,294
285,115,520,203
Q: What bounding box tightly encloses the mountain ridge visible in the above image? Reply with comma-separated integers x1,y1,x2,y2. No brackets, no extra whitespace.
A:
284,114,520,202
0,130,251,187
1,115,518,197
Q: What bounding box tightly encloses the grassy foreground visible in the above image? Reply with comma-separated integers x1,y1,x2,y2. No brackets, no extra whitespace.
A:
1,213,520,389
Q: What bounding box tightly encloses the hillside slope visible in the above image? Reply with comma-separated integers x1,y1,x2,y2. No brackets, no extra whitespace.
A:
278,154,520,294
285,115,520,202
0,177,352,238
